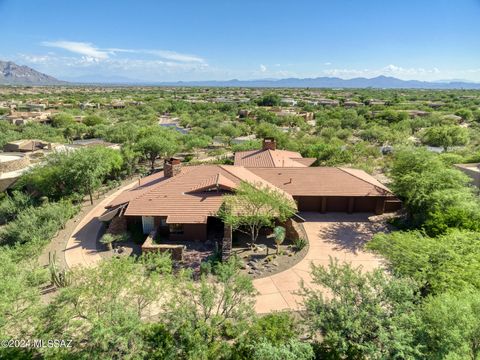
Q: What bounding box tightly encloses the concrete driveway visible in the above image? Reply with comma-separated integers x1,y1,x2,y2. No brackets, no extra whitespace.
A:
253,212,388,313
64,181,138,268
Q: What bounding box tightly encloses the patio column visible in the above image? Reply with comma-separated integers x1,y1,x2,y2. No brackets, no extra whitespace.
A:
221,224,232,262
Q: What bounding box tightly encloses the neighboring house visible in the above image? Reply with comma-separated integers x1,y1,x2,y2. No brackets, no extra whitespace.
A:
318,99,339,107
455,163,480,188
70,138,121,150
105,139,401,239
234,138,316,167
231,134,257,145
3,139,51,153
344,101,362,108
0,153,32,192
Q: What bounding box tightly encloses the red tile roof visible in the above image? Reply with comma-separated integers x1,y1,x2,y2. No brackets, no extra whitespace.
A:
234,149,315,167
108,165,294,224
248,167,393,197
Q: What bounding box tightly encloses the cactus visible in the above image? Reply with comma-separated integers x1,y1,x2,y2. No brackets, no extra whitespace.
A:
48,252,72,288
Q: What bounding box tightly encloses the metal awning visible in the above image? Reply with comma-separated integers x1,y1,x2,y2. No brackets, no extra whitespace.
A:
98,205,126,222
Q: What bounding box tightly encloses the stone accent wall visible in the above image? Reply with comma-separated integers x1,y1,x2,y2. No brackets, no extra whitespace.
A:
107,216,127,235
221,225,232,262
141,230,185,261
283,218,308,242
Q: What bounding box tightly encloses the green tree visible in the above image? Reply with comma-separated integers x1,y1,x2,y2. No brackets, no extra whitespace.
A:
162,258,256,359
367,230,480,294
257,93,281,107
301,260,421,359
419,291,480,360
51,113,75,128
19,147,123,203
136,136,178,170
37,255,172,359
421,125,469,151
389,148,470,226
219,182,296,247
83,114,105,126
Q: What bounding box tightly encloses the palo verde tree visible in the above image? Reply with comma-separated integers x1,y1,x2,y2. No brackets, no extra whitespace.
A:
218,182,296,248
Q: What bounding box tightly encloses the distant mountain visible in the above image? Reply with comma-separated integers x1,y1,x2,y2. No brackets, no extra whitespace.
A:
61,74,142,84
151,75,480,89
1,60,479,89
0,60,66,85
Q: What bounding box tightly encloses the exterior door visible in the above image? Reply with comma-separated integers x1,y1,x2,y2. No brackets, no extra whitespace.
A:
142,216,155,234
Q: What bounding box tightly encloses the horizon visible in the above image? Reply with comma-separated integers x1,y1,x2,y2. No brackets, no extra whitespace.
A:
1,0,480,83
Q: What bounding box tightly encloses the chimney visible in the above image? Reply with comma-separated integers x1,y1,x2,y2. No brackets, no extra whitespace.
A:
262,137,277,151
164,158,181,178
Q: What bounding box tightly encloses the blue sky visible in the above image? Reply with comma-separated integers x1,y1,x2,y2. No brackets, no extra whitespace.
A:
1,0,480,82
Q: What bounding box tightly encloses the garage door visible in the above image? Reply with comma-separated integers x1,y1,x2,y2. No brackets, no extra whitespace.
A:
295,196,321,211
326,197,349,212
353,197,377,212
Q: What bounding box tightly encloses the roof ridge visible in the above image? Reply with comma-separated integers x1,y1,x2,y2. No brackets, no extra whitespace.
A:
131,166,194,202
337,167,391,195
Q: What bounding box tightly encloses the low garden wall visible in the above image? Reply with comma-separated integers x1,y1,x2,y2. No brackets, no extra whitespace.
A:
141,230,185,261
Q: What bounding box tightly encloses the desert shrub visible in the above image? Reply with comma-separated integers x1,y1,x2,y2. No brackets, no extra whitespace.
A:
0,201,78,257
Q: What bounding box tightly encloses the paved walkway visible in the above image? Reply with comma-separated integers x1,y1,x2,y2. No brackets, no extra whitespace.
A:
253,212,387,313
64,181,137,268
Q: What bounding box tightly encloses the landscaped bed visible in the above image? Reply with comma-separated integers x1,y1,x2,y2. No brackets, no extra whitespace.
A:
232,231,309,279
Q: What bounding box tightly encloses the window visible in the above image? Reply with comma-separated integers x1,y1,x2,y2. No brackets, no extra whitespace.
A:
169,223,184,234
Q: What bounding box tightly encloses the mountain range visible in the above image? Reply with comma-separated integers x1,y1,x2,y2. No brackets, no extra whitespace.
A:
0,60,65,85
1,60,480,89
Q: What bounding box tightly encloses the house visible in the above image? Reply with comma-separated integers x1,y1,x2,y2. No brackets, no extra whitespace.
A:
318,99,339,107
105,159,294,239
70,138,121,150
0,153,32,192
3,139,51,153
344,101,362,108
105,139,401,240
231,134,257,145
234,138,316,167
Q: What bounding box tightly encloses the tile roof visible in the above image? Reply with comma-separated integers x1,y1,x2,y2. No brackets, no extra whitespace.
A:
248,167,394,197
234,149,315,167
107,164,294,224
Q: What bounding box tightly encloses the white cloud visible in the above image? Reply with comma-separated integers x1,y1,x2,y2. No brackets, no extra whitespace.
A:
324,62,332,66
146,50,205,63
41,40,205,64
323,64,442,80
41,41,111,60
260,64,267,72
